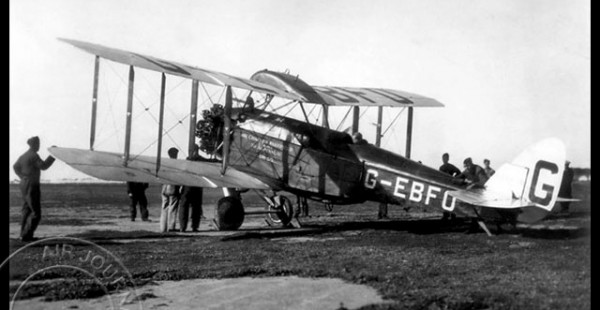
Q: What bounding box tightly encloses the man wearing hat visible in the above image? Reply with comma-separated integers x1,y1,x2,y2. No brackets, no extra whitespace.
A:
160,147,182,232
13,136,56,241
456,157,489,189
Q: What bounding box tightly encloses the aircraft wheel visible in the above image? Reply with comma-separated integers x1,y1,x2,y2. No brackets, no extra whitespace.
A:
214,196,245,230
265,195,293,227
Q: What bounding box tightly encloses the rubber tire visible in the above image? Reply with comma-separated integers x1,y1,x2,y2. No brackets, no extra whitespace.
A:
265,195,293,227
215,196,245,230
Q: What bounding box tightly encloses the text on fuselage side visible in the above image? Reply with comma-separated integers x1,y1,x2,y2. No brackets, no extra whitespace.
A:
364,168,457,211
241,132,287,163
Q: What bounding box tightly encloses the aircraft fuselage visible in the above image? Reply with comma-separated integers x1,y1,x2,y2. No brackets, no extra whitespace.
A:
228,109,469,214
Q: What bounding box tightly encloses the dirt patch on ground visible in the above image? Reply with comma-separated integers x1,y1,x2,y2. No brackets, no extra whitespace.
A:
11,276,386,310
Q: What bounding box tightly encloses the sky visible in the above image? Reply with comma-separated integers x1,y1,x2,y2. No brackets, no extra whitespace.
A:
9,0,590,182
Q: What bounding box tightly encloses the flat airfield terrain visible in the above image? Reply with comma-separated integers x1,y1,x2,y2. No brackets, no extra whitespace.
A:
7,181,591,309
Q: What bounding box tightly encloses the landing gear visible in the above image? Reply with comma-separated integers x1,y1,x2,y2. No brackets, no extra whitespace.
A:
265,195,293,227
213,191,300,230
214,196,245,230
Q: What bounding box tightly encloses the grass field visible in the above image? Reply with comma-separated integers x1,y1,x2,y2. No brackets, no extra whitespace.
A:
8,181,591,309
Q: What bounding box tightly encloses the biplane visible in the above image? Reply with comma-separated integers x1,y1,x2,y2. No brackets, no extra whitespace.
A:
49,38,567,234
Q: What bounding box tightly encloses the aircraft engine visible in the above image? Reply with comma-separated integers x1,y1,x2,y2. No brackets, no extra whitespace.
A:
196,104,224,156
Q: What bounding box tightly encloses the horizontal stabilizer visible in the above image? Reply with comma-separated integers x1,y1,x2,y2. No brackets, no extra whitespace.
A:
448,188,532,209
556,197,580,202
48,147,270,189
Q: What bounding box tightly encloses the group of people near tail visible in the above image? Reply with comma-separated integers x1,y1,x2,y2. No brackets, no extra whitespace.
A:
438,152,575,219
438,153,496,220
128,145,206,233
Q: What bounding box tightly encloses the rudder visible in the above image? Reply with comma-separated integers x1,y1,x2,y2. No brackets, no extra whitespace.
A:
486,138,566,212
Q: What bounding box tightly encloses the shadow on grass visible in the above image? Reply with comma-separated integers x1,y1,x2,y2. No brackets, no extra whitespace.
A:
9,230,201,249
222,217,589,241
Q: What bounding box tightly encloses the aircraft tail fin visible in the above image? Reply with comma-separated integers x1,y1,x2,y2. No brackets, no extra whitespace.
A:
449,138,566,213
485,137,566,212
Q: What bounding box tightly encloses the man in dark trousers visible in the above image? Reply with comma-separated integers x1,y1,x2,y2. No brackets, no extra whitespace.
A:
13,136,55,242
558,160,575,213
127,182,150,221
179,145,205,232
439,153,461,221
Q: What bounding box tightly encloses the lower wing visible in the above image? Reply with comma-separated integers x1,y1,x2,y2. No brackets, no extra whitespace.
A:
48,147,270,189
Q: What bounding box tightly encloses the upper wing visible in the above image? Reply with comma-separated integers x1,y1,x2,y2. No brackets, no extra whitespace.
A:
48,147,271,189
248,69,443,107
58,38,303,102
311,86,444,107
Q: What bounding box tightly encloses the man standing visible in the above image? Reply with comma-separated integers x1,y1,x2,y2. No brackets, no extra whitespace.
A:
160,147,181,233
127,182,150,222
377,202,389,220
558,160,575,213
179,145,204,232
483,159,495,178
456,157,489,189
13,136,55,241
439,153,460,221
456,157,490,233
439,153,461,177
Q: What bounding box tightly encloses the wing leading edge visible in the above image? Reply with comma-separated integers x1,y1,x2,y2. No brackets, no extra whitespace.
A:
61,39,444,108
58,38,303,102
48,147,271,189
249,70,444,108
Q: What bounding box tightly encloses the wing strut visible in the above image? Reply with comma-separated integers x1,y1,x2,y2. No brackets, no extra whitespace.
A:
299,101,310,123
90,56,100,150
321,105,329,128
156,73,166,176
352,106,360,133
221,85,232,175
375,106,383,147
405,107,413,159
123,65,135,166
189,80,199,156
